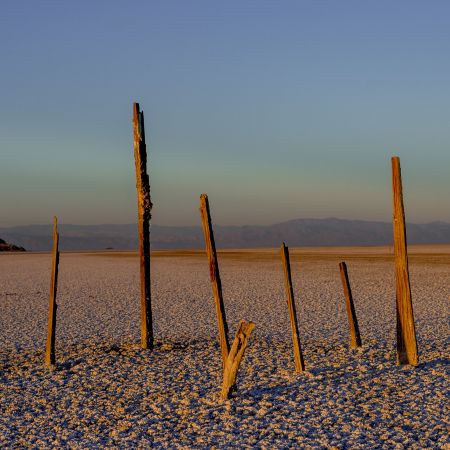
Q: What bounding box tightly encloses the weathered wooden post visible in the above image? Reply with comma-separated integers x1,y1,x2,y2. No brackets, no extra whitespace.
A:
45,216,59,367
133,102,153,350
199,193,230,366
280,243,305,372
391,156,418,365
221,320,255,400
339,262,362,349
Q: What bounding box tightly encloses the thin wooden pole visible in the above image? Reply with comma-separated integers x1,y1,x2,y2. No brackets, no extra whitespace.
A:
45,216,59,367
339,262,362,349
199,193,230,366
391,156,418,366
280,243,305,372
221,320,255,400
133,102,153,350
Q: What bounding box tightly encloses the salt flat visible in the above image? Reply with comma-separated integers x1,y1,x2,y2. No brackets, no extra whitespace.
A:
0,248,448,448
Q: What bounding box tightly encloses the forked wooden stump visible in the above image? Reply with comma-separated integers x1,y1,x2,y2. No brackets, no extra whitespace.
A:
221,320,255,400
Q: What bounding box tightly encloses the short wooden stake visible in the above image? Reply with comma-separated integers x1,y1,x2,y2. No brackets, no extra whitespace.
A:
339,262,362,349
391,156,418,365
280,243,305,372
45,216,59,367
133,102,153,350
221,320,255,400
199,194,230,366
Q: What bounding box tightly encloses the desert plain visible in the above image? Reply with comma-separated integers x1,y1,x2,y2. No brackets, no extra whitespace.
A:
0,246,448,448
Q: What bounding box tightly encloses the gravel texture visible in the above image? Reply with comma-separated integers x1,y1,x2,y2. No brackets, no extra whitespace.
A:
0,251,449,448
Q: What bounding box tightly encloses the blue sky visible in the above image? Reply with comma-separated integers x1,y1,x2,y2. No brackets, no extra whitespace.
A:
1,1,449,226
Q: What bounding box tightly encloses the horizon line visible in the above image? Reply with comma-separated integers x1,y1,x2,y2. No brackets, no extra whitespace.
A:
1,217,450,229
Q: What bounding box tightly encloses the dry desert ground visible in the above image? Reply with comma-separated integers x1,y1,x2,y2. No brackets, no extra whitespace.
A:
0,246,449,448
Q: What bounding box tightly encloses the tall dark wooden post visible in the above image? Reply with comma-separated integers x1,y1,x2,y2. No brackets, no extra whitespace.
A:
199,193,230,367
45,216,59,367
280,243,305,372
391,156,418,365
339,262,362,349
133,102,153,349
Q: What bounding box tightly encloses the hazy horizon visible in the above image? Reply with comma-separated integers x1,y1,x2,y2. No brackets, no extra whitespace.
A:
2,215,450,230
1,1,449,227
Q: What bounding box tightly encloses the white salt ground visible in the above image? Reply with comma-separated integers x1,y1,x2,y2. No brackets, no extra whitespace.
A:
0,252,448,448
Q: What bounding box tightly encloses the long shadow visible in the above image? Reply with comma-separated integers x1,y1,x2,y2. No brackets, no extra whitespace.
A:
414,357,449,370
244,379,303,400
245,352,449,402
58,357,86,371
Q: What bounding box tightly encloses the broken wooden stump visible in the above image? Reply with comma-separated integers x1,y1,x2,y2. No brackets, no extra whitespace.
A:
391,156,418,365
45,216,59,367
280,243,305,373
221,320,255,400
339,262,362,349
133,102,153,350
199,193,230,367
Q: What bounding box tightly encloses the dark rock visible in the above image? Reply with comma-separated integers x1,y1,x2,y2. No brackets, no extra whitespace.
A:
0,238,26,252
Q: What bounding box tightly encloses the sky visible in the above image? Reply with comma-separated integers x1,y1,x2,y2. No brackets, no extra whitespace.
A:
1,1,449,227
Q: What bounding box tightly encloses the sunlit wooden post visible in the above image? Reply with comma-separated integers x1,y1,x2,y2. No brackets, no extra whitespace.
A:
339,262,362,349
280,243,305,372
45,216,59,367
199,193,230,366
391,156,418,365
221,320,255,400
133,102,153,349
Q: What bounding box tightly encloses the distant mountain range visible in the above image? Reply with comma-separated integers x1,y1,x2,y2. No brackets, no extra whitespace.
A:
1,218,450,251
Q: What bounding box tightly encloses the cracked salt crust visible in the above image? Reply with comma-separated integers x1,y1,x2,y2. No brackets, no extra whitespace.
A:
0,252,448,448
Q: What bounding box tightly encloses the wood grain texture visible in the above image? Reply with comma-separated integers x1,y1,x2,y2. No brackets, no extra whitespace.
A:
391,156,418,366
199,194,230,366
133,102,153,350
221,320,255,400
339,262,362,349
280,243,305,372
45,216,59,367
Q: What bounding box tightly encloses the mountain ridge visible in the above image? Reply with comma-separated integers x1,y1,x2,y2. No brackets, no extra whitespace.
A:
2,218,450,251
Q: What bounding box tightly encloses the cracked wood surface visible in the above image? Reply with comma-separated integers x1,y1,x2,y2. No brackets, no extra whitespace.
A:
221,320,255,400
133,102,153,350
392,156,418,366
199,194,230,367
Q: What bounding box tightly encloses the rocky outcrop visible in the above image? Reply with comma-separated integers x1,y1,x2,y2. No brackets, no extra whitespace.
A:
0,238,26,252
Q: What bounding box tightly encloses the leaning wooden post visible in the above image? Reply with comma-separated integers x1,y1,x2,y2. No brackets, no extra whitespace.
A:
199,194,230,366
391,156,418,365
221,320,255,400
280,243,305,372
339,262,362,349
133,102,153,350
45,216,59,367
